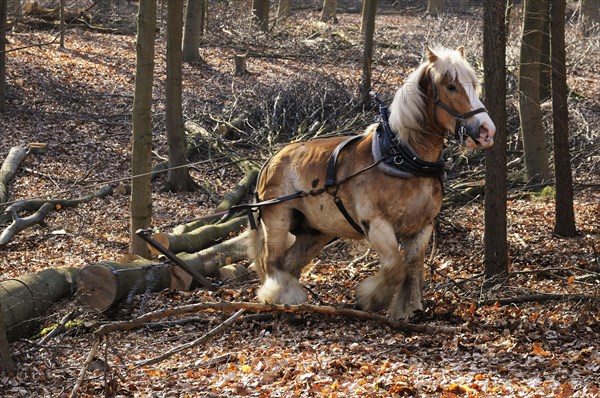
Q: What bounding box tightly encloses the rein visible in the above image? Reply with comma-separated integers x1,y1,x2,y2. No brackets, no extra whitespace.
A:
167,82,486,237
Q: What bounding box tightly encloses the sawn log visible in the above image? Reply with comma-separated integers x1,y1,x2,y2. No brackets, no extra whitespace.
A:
0,267,77,342
77,232,250,312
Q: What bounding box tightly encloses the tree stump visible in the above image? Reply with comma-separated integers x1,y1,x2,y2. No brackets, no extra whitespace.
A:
233,54,248,76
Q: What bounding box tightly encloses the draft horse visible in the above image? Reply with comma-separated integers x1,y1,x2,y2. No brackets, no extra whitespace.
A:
249,47,496,320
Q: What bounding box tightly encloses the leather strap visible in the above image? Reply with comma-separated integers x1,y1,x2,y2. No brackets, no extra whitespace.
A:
325,135,365,188
325,134,366,235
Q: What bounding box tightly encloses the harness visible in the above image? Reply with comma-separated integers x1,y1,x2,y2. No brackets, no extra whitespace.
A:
173,82,489,238
322,93,446,234
428,77,488,145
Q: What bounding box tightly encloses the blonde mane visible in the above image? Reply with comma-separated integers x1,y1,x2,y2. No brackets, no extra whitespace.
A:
388,47,480,142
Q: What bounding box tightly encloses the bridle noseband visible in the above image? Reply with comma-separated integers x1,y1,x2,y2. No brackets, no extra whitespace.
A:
429,78,488,145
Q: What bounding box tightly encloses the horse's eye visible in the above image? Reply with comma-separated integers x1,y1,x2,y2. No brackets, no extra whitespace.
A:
447,84,457,91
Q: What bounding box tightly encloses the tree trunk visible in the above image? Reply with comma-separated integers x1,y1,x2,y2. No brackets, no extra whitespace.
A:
0,184,114,246
539,4,551,102
551,0,576,237
361,0,377,105
0,268,78,342
320,0,337,23
277,0,290,21
0,0,7,114
252,0,269,33
0,303,16,373
130,0,156,257
77,258,172,312
164,0,197,192
182,0,204,64
171,230,250,290
173,167,258,234
59,0,65,49
518,0,551,184
151,216,247,255
0,147,28,206
234,53,248,76
78,233,249,311
483,0,509,283
426,0,442,16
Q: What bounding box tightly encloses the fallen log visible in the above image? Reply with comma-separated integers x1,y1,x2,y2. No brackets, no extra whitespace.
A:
0,267,78,342
77,258,172,312
78,232,250,311
0,304,16,373
23,1,87,23
0,147,28,206
0,184,113,246
152,215,247,255
173,168,258,234
171,230,250,290
0,144,47,213
0,202,55,246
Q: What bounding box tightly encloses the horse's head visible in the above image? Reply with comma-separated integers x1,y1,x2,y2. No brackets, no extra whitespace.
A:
422,46,495,149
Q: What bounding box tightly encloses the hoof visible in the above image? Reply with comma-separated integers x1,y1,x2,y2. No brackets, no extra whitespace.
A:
256,271,307,305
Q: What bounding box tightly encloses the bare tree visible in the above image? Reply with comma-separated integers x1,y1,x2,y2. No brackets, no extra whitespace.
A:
320,0,337,23
130,0,157,257
426,0,442,16
483,0,508,282
518,0,551,184
59,0,65,49
551,0,576,237
164,0,196,192
182,0,205,64
252,0,269,33
0,0,6,114
277,0,290,21
361,0,377,105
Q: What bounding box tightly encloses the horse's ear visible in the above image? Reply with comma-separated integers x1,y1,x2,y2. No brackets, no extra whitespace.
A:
426,47,438,63
457,46,465,58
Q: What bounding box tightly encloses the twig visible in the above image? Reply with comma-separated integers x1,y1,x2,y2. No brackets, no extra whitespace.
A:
479,293,598,306
134,309,246,368
34,308,81,350
347,248,371,268
71,337,102,398
95,301,464,337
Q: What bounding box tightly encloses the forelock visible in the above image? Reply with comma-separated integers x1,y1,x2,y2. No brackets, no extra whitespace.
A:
428,47,479,89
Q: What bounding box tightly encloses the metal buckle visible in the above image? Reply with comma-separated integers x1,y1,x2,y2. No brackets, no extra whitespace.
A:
457,124,467,145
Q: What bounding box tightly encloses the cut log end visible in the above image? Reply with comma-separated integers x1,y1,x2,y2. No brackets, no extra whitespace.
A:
77,265,118,312
148,232,171,256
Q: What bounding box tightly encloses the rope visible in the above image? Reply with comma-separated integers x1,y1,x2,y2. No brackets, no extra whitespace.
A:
0,156,234,207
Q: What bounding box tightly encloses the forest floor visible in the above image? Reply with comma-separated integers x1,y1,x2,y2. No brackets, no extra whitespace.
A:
1,3,599,397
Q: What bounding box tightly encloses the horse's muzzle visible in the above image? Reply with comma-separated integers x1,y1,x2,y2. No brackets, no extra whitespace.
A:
461,120,495,149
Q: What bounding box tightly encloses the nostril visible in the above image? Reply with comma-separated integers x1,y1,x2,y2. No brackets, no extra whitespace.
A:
479,124,494,141
479,124,489,136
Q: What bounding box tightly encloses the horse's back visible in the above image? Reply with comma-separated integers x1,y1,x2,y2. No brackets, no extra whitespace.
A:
256,136,349,199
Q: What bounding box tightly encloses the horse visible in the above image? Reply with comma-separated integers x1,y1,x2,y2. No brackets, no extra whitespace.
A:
248,46,496,320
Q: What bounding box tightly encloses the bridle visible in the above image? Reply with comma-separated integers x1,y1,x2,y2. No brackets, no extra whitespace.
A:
429,78,488,146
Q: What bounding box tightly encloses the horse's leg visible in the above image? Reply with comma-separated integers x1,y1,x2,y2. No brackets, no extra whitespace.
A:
283,232,334,278
389,223,433,320
356,219,406,312
255,209,308,305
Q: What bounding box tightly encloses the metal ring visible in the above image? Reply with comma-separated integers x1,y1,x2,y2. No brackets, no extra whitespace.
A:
393,155,404,165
